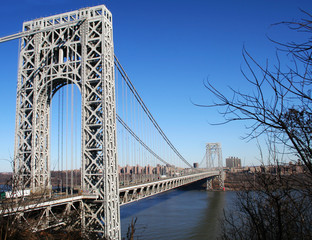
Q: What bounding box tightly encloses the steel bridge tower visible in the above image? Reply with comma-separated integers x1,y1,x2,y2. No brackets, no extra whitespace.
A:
13,5,120,239
206,143,224,188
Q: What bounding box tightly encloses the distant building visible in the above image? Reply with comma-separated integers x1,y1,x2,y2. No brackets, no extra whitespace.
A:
193,163,199,168
226,157,241,168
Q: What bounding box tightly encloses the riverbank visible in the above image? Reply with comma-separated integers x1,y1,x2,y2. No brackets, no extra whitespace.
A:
224,171,311,190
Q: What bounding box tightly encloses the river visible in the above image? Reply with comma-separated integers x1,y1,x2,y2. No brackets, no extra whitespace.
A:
120,188,237,240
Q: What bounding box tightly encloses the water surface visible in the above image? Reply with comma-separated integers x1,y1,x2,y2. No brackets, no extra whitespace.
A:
121,189,235,239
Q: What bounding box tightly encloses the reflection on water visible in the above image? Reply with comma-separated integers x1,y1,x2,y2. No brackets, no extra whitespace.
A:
120,189,234,239
190,190,225,239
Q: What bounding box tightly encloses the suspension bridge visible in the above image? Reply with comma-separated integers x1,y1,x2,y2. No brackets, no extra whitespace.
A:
0,5,223,239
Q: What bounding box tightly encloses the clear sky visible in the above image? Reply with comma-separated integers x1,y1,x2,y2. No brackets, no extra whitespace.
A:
0,0,311,172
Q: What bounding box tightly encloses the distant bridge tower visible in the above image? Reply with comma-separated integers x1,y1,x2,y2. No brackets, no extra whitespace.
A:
205,143,223,170
205,143,224,188
13,5,120,239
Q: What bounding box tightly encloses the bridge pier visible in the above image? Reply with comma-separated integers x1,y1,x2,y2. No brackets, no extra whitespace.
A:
206,178,213,190
205,172,225,191
218,171,225,190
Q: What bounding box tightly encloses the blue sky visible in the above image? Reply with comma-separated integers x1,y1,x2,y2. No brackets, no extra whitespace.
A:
0,0,311,172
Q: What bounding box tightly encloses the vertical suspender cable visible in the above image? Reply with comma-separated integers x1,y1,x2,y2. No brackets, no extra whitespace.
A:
66,82,69,195
125,74,128,181
75,87,78,188
71,82,74,195
130,89,132,171
115,65,119,183
49,79,52,193
58,88,61,189
115,57,192,168
132,91,135,174
51,80,54,190
61,87,64,191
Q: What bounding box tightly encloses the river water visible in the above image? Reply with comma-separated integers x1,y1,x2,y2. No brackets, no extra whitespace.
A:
120,188,236,240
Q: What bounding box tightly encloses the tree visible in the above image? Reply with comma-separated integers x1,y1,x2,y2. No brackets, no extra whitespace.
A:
218,140,312,240
0,170,138,240
197,11,312,240
199,11,312,174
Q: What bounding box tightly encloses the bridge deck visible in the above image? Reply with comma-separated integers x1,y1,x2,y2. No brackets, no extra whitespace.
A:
1,171,219,214
0,171,221,232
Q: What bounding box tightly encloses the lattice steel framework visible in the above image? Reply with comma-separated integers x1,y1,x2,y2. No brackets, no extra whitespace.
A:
205,143,224,188
205,142,223,170
13,5,120,239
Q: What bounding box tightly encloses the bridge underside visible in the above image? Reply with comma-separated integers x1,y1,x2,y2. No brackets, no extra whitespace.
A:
1,172,221,235
119,171,220,205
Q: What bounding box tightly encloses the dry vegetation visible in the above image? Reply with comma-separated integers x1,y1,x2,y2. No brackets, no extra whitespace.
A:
202,11,312,240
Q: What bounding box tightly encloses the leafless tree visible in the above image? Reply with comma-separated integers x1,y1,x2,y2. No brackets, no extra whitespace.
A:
196,10,312,240
219,137,312,239
198,11,312,174
0,160,138,240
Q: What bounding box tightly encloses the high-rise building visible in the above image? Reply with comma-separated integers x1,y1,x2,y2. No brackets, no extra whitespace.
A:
226,157,241,168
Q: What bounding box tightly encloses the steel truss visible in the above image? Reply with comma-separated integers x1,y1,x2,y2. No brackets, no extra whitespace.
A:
119,171,219,205
2,172,220,236
13,5,120,239
205,143,224,189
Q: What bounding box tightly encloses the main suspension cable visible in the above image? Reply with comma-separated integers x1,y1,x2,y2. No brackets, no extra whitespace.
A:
116,114,171,166
114,56,192,168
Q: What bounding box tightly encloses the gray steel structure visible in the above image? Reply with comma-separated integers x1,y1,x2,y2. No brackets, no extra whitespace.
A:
1,171,220,234
205,143,224,188
119,171,218,205
206,143,222,170
0,5,227,239
12,5,120,239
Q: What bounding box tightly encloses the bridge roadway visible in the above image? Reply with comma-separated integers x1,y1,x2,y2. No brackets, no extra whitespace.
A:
119,171,219,205
1,171,220,231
